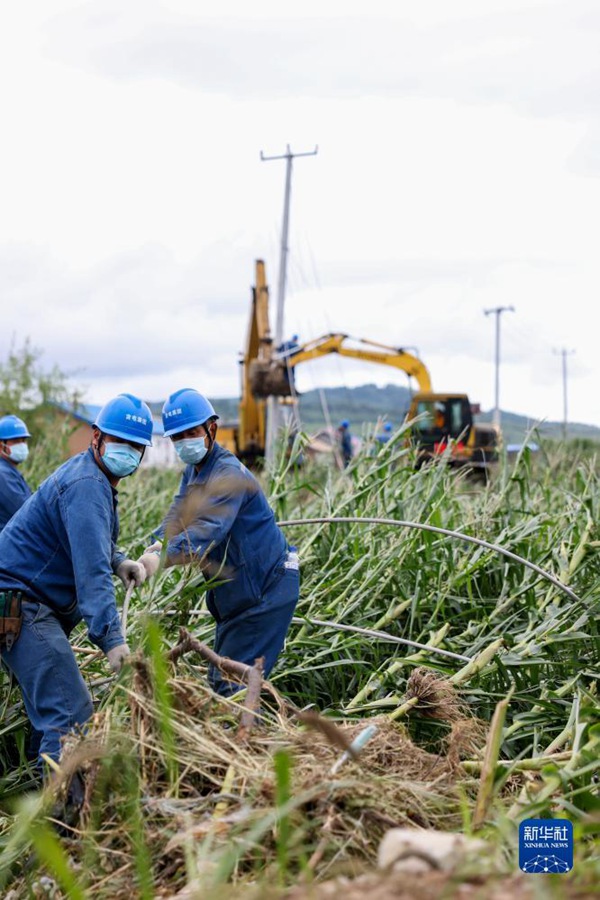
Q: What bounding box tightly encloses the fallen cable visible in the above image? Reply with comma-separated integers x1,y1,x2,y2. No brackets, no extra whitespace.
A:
121,579,136,637
278,516,582,604
166,610,471,662
77,580,137,673
291,616,471,662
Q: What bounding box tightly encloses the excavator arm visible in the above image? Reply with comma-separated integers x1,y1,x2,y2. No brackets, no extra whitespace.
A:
249,332,432,397
237,259,272,454
287,334,432,392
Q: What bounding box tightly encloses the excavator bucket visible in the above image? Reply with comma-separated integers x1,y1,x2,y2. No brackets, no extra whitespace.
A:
248,360,293,398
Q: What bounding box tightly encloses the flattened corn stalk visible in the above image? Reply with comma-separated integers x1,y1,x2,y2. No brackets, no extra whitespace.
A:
278,516,583,603
388,638,504,721
461,751,572,774
278,516,584,724
291,616,471,663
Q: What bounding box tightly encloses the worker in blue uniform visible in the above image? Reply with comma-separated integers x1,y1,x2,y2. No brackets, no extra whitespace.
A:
0,394,153,771
338,419,353,467
275,334,300,359
376,422,393,444
0,414,38,759
137,388,300,695
275,334,300,391
0,414,33,532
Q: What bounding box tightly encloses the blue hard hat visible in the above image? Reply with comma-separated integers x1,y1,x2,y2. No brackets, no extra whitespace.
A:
384,422,393,432
0,414,31,440
340,419,350,428
162,388,219,438
94,394,153,446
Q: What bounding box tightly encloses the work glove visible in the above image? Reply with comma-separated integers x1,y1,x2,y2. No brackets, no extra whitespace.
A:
137,551,161,580
106,643,131,674
116,559,147,588
145,540,162,554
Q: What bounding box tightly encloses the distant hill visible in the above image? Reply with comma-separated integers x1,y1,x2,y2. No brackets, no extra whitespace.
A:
163,384,600,447
471,409,600,446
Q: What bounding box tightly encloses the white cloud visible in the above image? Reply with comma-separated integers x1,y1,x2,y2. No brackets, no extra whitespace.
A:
39,0,600,120
0,0,598,428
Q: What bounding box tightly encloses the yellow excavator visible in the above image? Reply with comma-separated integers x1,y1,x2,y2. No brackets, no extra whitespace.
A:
218,260,500,475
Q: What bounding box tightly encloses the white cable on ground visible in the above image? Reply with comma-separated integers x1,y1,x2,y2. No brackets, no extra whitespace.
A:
121,580,136,637
291,616,471,662
278,516,582,604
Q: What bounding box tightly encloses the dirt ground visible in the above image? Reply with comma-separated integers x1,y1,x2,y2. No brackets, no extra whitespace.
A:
280,870,598,900
193,869,598,900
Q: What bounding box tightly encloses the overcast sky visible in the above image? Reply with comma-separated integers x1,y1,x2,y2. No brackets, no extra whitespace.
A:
1,0,599,427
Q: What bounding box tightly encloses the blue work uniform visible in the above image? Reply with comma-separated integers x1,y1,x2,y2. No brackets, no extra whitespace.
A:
339,428,352,465
156,442,299,693
0,457,32,532
0,449,127,765
276,339,300,359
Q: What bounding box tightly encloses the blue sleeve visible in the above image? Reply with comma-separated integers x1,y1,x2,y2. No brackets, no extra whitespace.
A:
111,548,127,571
0,468,32,521
60,479,125,653
111,506,127,571
164,468,249,560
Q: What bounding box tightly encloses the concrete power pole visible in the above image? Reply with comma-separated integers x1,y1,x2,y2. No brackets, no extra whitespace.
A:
483,305,515,428
553,347,575,440
261,144,318,463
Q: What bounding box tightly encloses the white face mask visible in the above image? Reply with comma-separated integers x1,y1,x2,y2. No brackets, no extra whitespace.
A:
174,438,208,465
8,442,29,464
102,443,142,477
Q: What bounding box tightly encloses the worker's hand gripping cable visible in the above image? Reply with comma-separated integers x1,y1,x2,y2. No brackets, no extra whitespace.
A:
105,545,162,674
116,558,147,588
137,540,163,579
79,578,137,674
105,642,131,674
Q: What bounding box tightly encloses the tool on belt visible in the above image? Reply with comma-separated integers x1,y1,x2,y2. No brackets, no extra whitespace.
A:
0,591,23,651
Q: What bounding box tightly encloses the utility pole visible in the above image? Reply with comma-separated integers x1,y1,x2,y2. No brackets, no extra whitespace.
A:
553,348,575,440
483,305,515,429
261,143,318,463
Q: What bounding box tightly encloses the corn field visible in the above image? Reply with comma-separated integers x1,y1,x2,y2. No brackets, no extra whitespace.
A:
0,425,599,898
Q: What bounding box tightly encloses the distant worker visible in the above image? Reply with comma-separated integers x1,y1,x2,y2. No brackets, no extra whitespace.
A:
276,334,300,359
434,406,445,430
0,394,153,774
136,388,300,696
376,422,393,444
275,334,300,392
337,419,353,467
274,334,300,394
0,415,33,533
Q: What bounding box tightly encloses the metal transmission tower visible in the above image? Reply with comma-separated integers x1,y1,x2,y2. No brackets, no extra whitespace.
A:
553,347,575,440
261,144,318,463
483,305,515,428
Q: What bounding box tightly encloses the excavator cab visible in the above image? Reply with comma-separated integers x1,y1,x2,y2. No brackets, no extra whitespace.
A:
411,394,473,448
408,392,499,477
